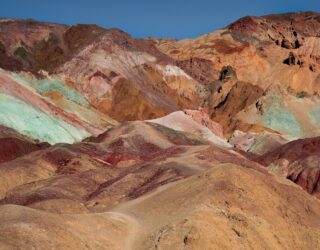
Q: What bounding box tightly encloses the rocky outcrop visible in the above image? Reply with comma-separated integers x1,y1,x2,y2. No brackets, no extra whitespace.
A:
228,13,314,49
229,130,288,156
176,57,217,85
153,12,320,138
219,65,238,81
57,29,204,121
283,52,304,66
0,19,68,72
258,137,320,197
210,81,265,136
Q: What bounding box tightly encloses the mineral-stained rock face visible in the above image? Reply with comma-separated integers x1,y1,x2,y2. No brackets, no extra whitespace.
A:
0,68,117,144
57,29,204,121
0,19,68,72
1,12,320,249
2,13,320,133
258,137,320,198
175,57,218,85
228,130,288,156
0,19,204,122
154,12,320,137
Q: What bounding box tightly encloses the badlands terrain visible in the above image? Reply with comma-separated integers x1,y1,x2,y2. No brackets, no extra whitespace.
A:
0,12,320,249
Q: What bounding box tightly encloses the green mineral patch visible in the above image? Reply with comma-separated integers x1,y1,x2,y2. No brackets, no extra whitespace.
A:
261,87,303,137
11,72,89,107
263,106,302,137
0,93,90,144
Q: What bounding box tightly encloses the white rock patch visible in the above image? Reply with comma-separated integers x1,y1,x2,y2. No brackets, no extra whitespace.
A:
156,65,192,80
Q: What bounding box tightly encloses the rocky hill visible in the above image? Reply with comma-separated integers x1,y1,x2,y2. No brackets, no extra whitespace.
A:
1,12,320,249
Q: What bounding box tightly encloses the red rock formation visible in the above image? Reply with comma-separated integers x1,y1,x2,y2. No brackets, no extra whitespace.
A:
258,137,320,165
0,138,48,164
258,137,320,197
0,126,49,163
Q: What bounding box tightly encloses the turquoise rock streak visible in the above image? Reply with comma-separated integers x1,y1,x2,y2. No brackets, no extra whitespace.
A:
0,93,90,144
11,73,89,107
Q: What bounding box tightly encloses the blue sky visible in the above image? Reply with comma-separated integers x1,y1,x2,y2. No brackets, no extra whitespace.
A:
1,0,320,38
